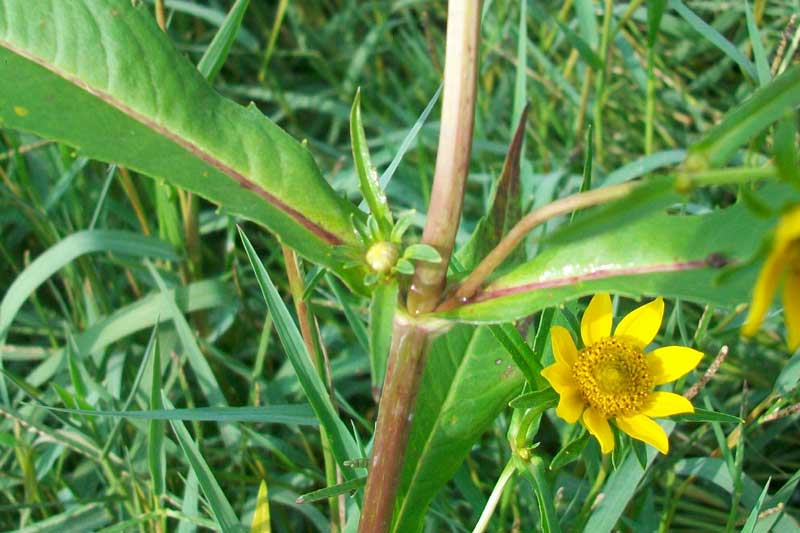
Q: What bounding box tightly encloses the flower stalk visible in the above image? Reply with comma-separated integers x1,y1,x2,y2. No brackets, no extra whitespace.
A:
358,319,430,532
438,181,638,310
406,0,482,315
360,2,482,531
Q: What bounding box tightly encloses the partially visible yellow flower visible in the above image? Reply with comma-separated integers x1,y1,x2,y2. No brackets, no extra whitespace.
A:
541,294,703,454
742,207,800,351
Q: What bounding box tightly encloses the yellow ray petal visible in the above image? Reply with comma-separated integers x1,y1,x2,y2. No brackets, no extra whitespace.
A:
581,293,612,346
616,414,669,454
783,268,800,351
647,346,703,385
614,297,664,348
551,325,578,366
555,387,585,424
583,407,614,454
742,247,786,337
541,363,576,393
774,207,800,248
641,391,694,418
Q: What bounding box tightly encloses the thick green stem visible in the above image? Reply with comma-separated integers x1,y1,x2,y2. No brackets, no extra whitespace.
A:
360,3,481,531
407,0,482,314
358,319,430,533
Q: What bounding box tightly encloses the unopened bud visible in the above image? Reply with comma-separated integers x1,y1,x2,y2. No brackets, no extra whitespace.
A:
366,242,399,274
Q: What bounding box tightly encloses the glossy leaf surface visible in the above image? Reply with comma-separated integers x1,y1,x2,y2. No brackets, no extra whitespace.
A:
0,0,361,284
393,325,524,532
437,185,793,323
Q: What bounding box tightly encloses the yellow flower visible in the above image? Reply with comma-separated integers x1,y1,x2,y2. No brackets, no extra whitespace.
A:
541,294,703,454
742,207,800,351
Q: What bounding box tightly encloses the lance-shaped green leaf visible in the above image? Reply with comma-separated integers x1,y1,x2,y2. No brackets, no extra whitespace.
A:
165,396,242,532
148,333,166,498
295,476,367,504
685,64,800,169
368,282,397,397
550,431,590,470
197,0,251,82
393,325,524,532
39,404,318,425
238,228,364,480
669,0,757,80
0,0,361,286
350,89,392,235
457,104,527,270
0,230,178,340
646,0,668,49
437,184,796,323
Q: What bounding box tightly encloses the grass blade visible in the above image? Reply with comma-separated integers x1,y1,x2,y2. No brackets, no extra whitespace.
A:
741,478,771,533
0,230,177,339
197,0,251,82
36,404,317,425
23,280,233,391
251,480,271,533
646,0,668,48
376,85,442,192
512,0,527,128
165,396,242,532
585,422,674,532
575,0,599,48
601,149,686,185
101,324,159,461
177,471,200,533
145,262,239,444
669,0,757,80
162,0,258,50
238,228,362,476
326,274,369,352
148,333,166,498
296,476,367,504
743,0,770,86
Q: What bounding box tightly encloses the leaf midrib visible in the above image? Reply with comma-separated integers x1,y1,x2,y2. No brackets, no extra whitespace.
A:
0,37,344,245
476,259,709,303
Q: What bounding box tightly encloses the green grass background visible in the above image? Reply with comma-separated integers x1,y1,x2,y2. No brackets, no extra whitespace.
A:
1,1,799,531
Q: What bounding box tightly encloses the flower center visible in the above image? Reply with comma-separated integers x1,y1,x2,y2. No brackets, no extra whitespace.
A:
572,337,653,417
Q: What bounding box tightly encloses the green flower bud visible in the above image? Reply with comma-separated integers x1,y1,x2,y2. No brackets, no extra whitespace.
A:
366,241,400,274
